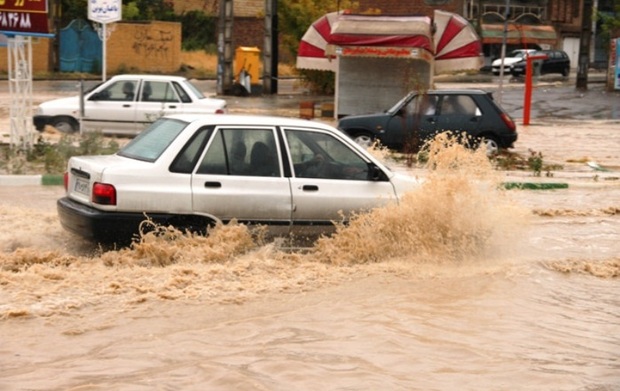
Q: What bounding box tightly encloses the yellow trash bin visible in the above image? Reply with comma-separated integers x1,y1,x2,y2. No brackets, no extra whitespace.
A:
235,46,261,86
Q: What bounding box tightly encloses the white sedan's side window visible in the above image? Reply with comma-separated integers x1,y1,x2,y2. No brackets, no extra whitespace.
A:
197,128,280,177
140,81,179,103
285,129,370,180
95,80,139,101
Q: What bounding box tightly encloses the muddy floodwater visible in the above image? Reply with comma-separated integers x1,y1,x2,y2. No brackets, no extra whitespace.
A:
1,126,619,390
1,89,620,389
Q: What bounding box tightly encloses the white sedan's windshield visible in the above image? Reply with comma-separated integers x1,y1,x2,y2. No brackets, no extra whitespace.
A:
118,118,188,162
181,80,206,99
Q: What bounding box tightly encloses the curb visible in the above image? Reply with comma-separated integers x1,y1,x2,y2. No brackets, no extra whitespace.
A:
0,174,63,186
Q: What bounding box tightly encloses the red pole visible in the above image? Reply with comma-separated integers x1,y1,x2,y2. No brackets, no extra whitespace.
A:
523,54,547,126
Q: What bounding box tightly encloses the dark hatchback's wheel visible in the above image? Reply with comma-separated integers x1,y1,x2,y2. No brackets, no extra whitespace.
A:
482,135,500,156
51,116,79,133
561,66,570,77
352,132,375,148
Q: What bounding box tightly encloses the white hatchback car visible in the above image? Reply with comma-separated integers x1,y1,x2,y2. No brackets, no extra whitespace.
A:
34,74,227,135
491,49,537,75
58,114,421,244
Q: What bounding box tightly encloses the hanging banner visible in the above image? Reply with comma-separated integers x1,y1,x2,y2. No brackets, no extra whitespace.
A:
0,0,49,34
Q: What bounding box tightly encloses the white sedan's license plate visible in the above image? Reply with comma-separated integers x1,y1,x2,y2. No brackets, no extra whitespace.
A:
74,178,90,195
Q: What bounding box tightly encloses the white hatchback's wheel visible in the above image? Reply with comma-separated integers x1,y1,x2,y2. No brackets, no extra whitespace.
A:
353,133,374,148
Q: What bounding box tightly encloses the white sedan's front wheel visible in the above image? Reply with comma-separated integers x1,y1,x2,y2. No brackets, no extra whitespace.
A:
51,116,79,133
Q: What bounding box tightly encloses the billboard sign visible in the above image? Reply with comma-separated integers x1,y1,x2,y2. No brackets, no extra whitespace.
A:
0,0,50,35
88,0,122,24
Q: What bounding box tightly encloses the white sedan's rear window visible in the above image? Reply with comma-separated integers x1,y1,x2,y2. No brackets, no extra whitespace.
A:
118,118,187,162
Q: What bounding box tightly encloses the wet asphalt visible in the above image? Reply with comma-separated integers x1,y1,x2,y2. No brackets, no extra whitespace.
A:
19,71,620,122
196,74,619,122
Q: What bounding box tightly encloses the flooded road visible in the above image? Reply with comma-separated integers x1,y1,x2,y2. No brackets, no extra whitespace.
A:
1,130,619,390
1,79,619,390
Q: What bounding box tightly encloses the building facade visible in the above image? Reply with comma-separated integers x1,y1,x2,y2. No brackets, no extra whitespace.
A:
354,0,614,69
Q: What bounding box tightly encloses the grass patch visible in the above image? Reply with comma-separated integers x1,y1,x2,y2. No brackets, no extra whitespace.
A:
1,133,121,175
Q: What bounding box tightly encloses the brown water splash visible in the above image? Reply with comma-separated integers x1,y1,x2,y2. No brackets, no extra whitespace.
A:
312,134,528,265
544,257,620,278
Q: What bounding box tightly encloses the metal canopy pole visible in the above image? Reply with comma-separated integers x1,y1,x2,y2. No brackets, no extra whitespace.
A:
497,0,510,105
8,35,34,149
94,22,116,82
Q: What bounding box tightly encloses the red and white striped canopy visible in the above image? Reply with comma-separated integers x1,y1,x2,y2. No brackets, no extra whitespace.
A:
433,10,482,73
296,11,482,74
296,12,340,72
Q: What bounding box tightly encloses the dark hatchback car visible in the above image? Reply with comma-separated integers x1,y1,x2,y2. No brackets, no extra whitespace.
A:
337,90,517,155
511,50,570,77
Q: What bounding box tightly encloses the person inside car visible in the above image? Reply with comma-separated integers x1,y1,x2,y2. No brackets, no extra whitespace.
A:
123,82,135,101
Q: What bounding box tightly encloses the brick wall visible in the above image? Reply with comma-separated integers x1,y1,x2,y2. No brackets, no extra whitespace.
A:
107,21,182,74
172,0,218,14
234,17,264,49
171,0,262,17
0,37,52,74
355,0,461,16
0,21,182,75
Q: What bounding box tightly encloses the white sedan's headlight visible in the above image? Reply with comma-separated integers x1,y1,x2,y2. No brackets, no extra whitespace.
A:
35,106,43,115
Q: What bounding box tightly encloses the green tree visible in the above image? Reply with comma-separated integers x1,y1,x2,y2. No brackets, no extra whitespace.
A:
278,0,359,94
598,2,620,44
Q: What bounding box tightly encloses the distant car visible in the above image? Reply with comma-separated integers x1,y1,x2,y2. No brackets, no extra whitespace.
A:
57,114,421,244
511,50,571,77
491,49,537,75
33,74,228,135
337,90,517,155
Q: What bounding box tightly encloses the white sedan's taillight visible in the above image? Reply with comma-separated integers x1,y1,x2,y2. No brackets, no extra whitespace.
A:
92,183,117,205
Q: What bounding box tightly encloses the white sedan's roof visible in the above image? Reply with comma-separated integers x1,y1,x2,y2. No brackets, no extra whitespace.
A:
164,113,336,130
109,74,189,82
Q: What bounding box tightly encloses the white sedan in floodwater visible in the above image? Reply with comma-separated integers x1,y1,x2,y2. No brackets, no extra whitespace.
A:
33,74,227,136
57,114,422,245
491,49,537,75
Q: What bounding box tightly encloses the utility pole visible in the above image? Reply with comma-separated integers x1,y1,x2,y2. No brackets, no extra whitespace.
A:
263,0,278,94
576,0,593,90
217,0,234,95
